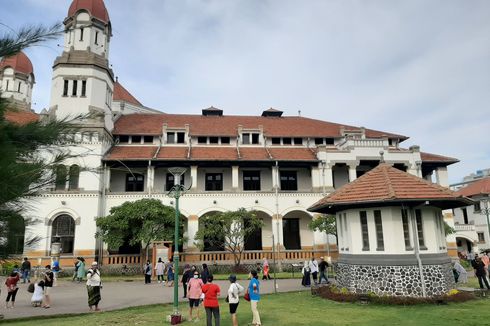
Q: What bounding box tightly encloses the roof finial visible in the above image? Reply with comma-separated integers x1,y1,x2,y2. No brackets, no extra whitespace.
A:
115,76,118,82
298,110,301,117
379,150,385,163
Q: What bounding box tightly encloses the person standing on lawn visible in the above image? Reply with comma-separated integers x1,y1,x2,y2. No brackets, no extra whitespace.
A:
21,257,31,284
318,257,329,284
5,271,20,309
309,257,319,285
472,255,490,290
187,269,204,322
202,275,221,326
144,260,152,284
301,260,311,287
86,262,102,311
227,274,244,326
155,257,165,284
248,270,261,326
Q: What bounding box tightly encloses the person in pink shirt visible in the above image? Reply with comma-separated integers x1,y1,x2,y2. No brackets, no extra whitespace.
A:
187,269,204,322
482,253,490,276
5,271,20,309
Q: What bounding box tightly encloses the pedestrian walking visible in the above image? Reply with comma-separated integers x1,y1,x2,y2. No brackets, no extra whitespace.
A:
166,259,174,287
144,260,152,284
76,257,86,283
472,255,490,290
247,270,261,326
181,264,192,298
52,260,60,286
21,257,31,284
5,271,20,309
72,258,79,281
202,275,221,326
309,257,319,285
187,269,204,322
318,257,329,284
301,260,311,287
261,258,271,280
155,257,165,284
227,274,244,326
86,262,102,311
42,265,54,308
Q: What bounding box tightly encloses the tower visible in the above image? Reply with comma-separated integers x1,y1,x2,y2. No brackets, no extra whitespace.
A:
49,0,114,131
0,51,35,111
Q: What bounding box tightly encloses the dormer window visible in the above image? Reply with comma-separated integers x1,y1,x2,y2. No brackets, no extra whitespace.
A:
209,137,219,144
143,136,153,143
118,135,129,143
282,137,292,145
242,133,260,145
221,137,230,144
167,132,186,144
131,135,141,144
293,138,303,145
272,138,281,145
198,137,207,144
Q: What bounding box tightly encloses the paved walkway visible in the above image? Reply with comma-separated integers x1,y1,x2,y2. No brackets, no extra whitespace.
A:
0,278,311,320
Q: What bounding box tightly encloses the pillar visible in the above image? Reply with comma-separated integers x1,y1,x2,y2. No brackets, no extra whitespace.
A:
435,167,449,187
272,165,279,190
147,165,154,192
186,215,199,248
348,163,357,182
324,164,334,189
104,166,111,191
272,214,283,248
190,165,198,190
232,165,239,190
311,166,321,190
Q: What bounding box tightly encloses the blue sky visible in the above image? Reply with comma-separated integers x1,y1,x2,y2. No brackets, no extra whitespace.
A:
2,0,489,183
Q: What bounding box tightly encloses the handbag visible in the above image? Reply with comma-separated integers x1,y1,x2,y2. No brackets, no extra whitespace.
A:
244,292,250,301
27,283,35,293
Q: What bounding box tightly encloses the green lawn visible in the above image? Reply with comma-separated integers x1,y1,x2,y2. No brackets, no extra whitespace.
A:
3,291,490,326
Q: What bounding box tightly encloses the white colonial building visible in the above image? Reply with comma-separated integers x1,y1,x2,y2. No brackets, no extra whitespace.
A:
1,0,460,267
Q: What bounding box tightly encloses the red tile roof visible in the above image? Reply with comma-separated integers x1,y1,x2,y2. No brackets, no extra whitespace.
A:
156,147,189,160
239,147,271,160
0,51,34,75
112,113,408,140
104,146,157,160
456,177,490,197
308,164,472,213
113,81,142,106
68,0,110,23
190,147,237,160
4,110,39,125
268,147,317,161
420,152,459,164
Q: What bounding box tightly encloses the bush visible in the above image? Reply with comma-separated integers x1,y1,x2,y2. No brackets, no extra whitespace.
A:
315,285,476,305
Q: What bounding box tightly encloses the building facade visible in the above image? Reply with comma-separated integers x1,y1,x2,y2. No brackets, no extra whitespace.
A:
1,0,459,266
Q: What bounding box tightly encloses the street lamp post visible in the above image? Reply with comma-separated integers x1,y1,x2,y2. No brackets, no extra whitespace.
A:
481,199,490,247
271,234,278,294
167,167,188,324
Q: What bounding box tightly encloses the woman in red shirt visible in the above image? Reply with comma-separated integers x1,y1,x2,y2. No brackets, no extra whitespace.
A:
201,275,221,326
5,271,20,309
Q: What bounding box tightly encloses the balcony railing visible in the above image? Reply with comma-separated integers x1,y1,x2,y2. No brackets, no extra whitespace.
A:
454,224,475,231
338,138,389,149
106,254,142,265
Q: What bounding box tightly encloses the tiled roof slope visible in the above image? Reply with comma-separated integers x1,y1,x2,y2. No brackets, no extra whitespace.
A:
4,110,38,125
308,164,472,213
68,0,110,23
112,113,408,139
456,177,490,197
105,146,157,160
420,152,459,164
113,81,142,106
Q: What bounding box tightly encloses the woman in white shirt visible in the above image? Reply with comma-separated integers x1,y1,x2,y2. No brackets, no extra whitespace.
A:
155,257,165,284
227,274,244,326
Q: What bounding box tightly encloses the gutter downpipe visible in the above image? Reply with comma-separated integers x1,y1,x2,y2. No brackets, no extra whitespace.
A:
406,202,427,297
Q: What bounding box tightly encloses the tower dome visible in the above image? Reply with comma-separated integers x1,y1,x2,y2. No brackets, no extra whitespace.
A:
68,0,110,23
0,51,34,76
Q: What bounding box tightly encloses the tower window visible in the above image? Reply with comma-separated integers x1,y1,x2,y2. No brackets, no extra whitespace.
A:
95,31,99,45
81,80,87,97
80,27,84,41
17,82,21,92
72,80,78,96
63,80,69,96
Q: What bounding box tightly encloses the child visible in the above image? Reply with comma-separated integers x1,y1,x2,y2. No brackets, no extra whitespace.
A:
31,281,45,307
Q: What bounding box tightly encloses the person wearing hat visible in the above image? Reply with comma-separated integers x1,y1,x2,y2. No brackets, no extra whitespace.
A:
86,261,102,311
227,274,244,326
318,257,329,284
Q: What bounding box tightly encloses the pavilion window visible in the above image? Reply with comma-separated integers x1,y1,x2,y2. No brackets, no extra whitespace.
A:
243,171,261,191
415,209,426,250
374,210,384,251
325,138,334,145
177,132,185,144
401,209,412,250
118,135,129,143
314,138,323,145
251,133,260,144
360,211,369,251
167,132,175,144
125,173,144,192
55,165,67,190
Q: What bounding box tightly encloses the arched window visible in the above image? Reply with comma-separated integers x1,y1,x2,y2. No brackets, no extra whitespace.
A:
51,214,75,254
69,165,80,190
55,165,67,190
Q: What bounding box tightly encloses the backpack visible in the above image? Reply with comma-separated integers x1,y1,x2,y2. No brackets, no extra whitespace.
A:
27,283,35,293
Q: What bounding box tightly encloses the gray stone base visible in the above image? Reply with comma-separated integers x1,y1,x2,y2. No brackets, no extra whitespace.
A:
335,262,455,297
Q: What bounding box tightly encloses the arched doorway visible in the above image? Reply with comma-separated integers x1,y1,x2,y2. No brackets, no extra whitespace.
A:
282,210,313,250
199,211,225,252
51,214,75,254
244,211,269,251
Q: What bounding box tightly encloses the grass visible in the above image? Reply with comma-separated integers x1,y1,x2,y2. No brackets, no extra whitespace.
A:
2,290,490,326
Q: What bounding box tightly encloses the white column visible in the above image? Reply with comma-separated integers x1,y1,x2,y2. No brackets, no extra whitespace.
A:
325,164,334,189
147,165,154,192
435,167,449,187
104,166,111,191
272,165,279,189
311,166,321,189
232,165,239,190
348,164,357,182
187,215,199,248
272,214,283,248
190,165,198,190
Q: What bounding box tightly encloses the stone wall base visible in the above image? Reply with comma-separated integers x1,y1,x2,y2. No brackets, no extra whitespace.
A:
335,262,455,297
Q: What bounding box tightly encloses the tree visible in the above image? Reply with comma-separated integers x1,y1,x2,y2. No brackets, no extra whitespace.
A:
0,23,71,258
96,199,182,260
194,208,263,266
308,214,337,239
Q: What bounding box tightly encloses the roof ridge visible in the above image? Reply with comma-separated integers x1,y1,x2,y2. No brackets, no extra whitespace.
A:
384,165,396,199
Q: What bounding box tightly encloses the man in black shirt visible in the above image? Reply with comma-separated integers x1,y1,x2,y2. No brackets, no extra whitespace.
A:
42,265,54,308
318,257,329,284
21,257,31,283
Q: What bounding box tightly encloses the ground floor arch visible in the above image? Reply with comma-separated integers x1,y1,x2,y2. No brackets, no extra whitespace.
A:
282,210,313,250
